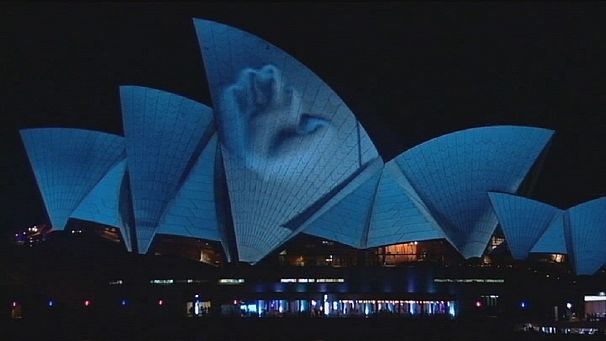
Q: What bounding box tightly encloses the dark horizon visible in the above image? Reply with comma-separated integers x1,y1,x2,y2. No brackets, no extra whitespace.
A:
2,2,605,231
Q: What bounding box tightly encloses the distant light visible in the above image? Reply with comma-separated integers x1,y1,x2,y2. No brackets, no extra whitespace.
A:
121,299,127,306
150,279,174,285
194,294,199,298
566,302,572,309
48,300,54,307
433,278,505,284
520,301,527,309
84,300,91,307
158,299,164,306
233,300,238,305
600,292,606,296
12,301,17,307
218,278,245,285
475,301,482,308
585,294,606,302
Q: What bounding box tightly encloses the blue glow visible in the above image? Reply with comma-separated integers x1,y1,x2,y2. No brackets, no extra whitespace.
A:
448,302,456,317
21,19,564,266
120,86,214,254
521,301,527,309
488,192,562,260
48,300,54,307
70,159,132,251
121,299,128,306
194,19,379,263
247,304,257,313
303,159,383,248
219,64,333,169
531,212,568,254
367,161,446,248
394,126,554,258
20,128,125,230
567,197,606,275
156,134,221,243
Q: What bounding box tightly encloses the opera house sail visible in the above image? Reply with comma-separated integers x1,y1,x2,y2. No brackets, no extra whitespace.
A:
19,19,605,275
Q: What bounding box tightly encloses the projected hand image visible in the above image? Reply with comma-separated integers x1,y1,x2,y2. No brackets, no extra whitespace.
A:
220,65,333,179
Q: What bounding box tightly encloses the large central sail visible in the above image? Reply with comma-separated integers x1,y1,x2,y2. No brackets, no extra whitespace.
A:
194,19,380,262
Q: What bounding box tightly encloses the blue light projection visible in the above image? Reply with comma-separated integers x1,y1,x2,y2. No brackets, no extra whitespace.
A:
219,64,332,171
302,159,383,248
194,19,379,262
488,192,562,260
393,126,554,258
20,128,125,230
157,134,222,244
22,19,579,269
567,197,606,275
70,159,132,251
530,212,567,254
120,86,215,253
366,161,446,248
489,193,605,274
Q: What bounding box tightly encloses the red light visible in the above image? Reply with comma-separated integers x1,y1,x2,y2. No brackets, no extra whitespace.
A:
84,300,91,307
158,299,163,306
475,301,482,308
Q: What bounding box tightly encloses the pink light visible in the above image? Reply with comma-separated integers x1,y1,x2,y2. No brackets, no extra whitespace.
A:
158,299,164,306
12,301,17,307
475,301,482,308
84,300,91,307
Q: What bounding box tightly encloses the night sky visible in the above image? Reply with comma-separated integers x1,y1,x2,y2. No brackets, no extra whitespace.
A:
2,3,605,232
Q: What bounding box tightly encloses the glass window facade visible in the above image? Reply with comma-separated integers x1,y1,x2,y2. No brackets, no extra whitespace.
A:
231,298,457,318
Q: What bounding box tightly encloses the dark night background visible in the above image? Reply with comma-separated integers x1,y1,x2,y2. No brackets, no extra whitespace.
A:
1,2,605,234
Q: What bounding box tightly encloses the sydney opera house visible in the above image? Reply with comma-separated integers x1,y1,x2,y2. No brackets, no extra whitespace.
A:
14,19,606,326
